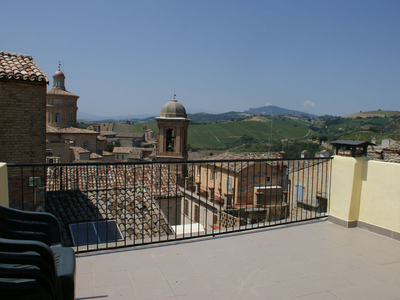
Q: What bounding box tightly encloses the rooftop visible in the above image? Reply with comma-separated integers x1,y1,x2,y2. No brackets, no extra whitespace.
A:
0,51,48,83
47,125,99,134
75,220,400,299
195,152,282,173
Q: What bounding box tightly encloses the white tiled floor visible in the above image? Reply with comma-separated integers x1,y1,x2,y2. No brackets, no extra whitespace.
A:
75,221,400,300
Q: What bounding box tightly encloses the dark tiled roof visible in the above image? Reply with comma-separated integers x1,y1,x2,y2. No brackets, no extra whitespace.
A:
0,51,48,82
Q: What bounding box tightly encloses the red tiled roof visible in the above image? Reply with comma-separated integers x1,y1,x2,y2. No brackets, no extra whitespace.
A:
0,51,48,83
46,164,181,199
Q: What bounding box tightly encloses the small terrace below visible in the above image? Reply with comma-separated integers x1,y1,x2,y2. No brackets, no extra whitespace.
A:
75,220,400,300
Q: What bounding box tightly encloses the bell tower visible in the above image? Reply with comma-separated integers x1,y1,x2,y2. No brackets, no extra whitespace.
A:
46,64,79,128
156,96,189,162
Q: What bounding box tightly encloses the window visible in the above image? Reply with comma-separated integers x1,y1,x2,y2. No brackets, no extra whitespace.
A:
296,185,304,201
227,177,232,192
209,188,214,201
69,114,73,124
185,200,189,216
83,141,89,150
55,113,60,123
211,171,215,181
69,220,123,246
197,166,201,177
267,176,271,184
213,215,218,225
121,155,124,159
116,155,119,160
166,129,174,152
225,195,233,207
196,183,200,195
194,205,199,223
56,80,61,87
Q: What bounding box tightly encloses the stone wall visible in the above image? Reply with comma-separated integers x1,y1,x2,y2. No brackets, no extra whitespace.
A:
0,80,46,163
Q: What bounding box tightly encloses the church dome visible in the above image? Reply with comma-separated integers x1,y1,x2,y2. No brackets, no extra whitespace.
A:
53,70,65,77
159,97,187,118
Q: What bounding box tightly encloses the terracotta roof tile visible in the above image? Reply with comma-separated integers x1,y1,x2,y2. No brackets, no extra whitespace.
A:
0,51,48,83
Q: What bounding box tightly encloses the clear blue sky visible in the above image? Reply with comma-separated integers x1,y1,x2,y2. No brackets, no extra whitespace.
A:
2,0,399,117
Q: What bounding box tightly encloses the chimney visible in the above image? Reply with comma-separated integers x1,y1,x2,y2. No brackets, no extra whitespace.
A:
280,151,285,169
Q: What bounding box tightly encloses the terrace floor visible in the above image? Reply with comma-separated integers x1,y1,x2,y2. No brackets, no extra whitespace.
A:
75,220,400,300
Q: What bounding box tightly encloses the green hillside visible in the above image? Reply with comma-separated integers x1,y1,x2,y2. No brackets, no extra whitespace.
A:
106,118,310,150
343,110,400,118
187,118,309,150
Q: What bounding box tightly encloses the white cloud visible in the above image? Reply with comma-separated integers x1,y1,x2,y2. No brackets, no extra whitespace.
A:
303,100,316,108
266,102,272,106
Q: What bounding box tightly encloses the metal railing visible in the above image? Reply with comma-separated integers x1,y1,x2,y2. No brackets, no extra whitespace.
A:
6,157,332,252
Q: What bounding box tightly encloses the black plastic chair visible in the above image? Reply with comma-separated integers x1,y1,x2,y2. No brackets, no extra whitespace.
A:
0,205,75,300
0,238,57,300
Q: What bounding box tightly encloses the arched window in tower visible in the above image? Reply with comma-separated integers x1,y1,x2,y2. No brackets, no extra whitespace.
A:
166,129,175,152
69,114,73,124
56,80,61,87
55,113,60,124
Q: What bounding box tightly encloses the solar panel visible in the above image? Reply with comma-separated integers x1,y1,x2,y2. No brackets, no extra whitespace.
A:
69,220,123,246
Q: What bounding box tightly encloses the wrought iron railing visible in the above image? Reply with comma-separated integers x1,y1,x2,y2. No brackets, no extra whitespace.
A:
6,157,332,252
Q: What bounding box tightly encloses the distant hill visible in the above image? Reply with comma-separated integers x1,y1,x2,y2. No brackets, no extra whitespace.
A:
187,111,251,123
245,105,316,117
77,111,155,122
343,110,400,118
78,105,315,123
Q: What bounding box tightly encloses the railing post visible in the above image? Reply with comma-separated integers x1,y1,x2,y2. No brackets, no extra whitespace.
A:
0,163,9,207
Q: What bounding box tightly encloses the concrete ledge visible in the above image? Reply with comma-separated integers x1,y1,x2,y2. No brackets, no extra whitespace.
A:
357,220,400,241
328,215,357,228
328,215,400,241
